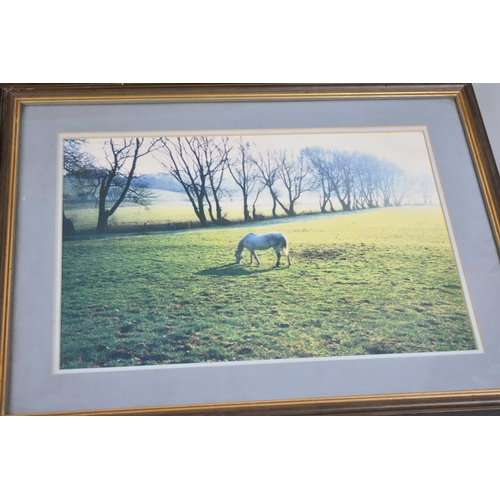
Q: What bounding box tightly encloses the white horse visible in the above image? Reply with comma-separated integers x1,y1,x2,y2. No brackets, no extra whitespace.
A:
235,232,291,267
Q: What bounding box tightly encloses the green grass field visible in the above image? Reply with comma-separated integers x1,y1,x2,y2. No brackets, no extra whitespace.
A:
60,206,477,369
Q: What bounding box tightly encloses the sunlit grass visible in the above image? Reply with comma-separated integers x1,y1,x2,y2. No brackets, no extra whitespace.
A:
60,206,477,369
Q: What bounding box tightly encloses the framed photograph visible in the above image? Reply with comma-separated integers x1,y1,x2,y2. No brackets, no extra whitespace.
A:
2,83,500,415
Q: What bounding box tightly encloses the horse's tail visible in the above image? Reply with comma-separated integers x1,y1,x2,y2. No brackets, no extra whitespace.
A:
281,234,289,254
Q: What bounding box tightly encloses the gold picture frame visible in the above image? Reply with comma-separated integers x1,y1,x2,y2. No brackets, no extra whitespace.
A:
1,83,500,415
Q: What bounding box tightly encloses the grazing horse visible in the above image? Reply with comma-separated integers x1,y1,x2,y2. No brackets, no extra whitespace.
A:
235,232,291,267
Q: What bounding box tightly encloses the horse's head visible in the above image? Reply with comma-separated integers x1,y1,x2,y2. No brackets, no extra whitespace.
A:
235,249,243,264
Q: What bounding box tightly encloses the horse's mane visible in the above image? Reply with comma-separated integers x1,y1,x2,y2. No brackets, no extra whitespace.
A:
236,236,247,253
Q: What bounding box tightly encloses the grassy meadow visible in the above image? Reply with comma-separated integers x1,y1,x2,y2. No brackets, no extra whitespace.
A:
60,206,477,369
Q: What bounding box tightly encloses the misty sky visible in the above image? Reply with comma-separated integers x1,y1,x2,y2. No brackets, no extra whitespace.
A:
73,128,435,180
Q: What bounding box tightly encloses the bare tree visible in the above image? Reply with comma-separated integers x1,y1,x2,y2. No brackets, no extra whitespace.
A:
156,136,231,226
228,139,260,222
353,154,382,209
64,139,103,202
253,149,280,217
305,148,356,212
203,137,231,223
390,167,408,206
96,139,159,233
301,148,411,212
252,148,312,218
273,150,311,216
330,150,358,211
419,177,435,205
63,138,158,233
251,183,267,220
301,147,336,213
377,161,407,207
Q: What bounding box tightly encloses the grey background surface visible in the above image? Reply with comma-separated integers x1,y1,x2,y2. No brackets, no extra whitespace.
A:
473,84,500,168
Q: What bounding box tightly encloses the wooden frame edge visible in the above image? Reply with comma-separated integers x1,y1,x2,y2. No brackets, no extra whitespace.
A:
0,83,464,103
0,87,19,416
9,389,500,416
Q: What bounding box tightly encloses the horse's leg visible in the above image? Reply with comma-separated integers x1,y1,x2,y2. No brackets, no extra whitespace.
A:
279,243,291,267
275,250,281,267
280,245,291,267
252,250,261,266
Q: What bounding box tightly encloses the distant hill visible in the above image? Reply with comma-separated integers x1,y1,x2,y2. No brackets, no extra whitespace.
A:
64,173,183,204
136,173,180,191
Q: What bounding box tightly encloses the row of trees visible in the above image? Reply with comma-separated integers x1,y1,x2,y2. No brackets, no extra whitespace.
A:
64,136,433,233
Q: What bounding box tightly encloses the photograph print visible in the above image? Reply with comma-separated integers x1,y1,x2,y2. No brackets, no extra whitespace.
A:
59,127,480,371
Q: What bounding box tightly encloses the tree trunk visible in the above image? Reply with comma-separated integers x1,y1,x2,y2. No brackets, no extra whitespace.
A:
270,193,278,217
63,212,75,236
206,197,216,223
339,199,351,211
320,198,328,213
196,194,208,226
215,198,223,224
96,210,109,233
96,176,110,233
243,193,251,222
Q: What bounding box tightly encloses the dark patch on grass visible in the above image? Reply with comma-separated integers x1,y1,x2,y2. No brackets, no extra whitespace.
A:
366,343,394,355
197,263,278,277
108,350,134,360
298,247,347,260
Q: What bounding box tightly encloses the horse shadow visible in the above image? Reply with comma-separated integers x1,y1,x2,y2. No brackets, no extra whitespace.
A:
197,263,279,277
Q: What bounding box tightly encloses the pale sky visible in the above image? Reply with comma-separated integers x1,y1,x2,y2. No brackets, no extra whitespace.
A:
76,129,434,180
